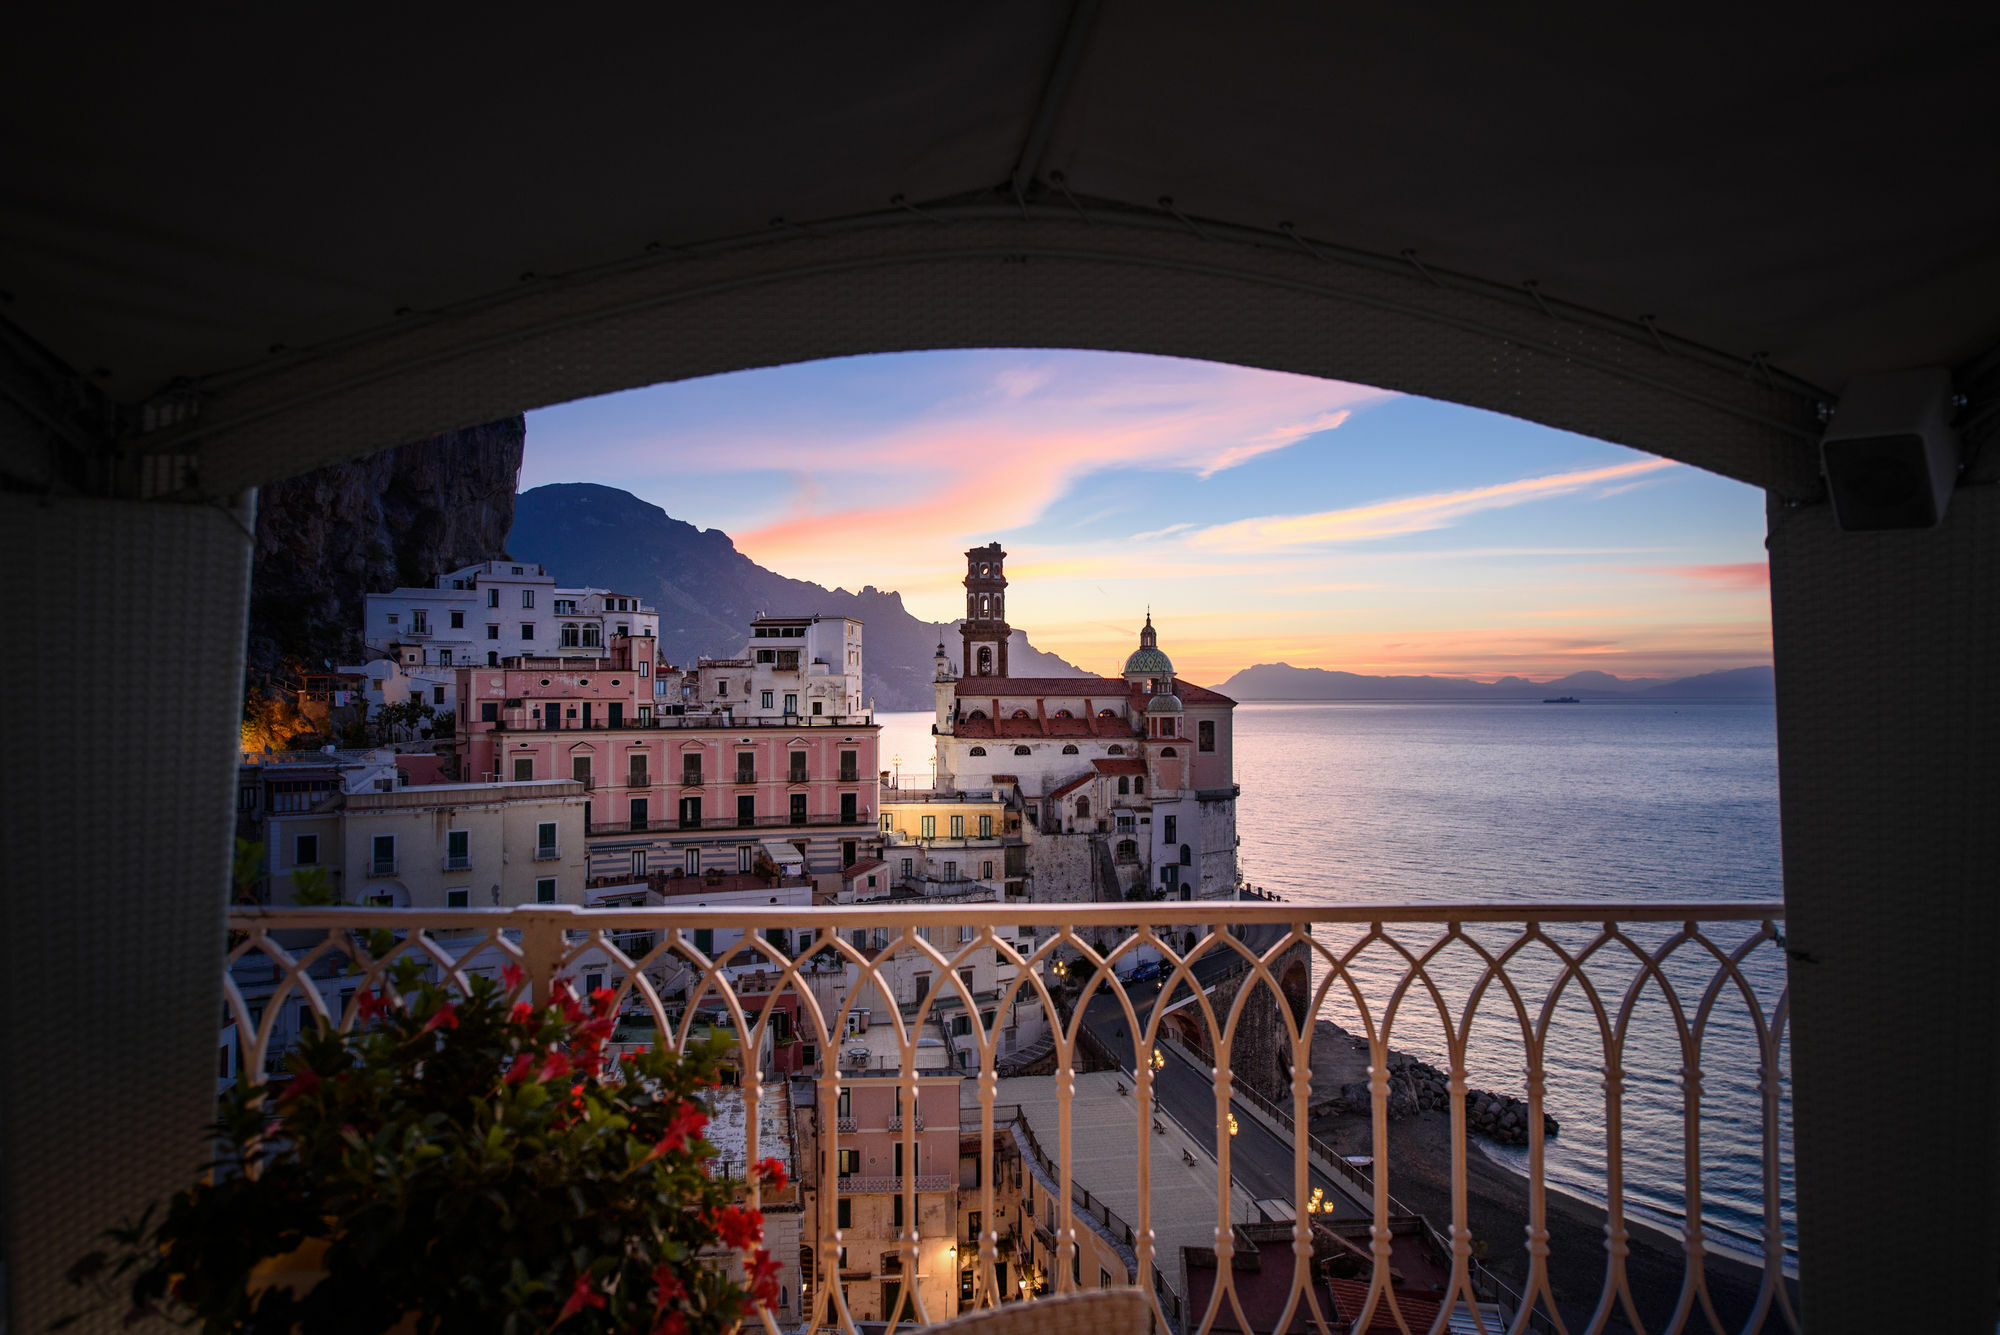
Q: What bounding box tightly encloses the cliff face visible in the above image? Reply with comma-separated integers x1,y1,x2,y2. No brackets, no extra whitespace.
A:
246,417,525,701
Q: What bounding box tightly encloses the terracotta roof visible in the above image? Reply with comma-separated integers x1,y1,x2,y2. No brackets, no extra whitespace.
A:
1325,1280,1440,1335
1176,680,1236,706
842,858,886,878
1091,758,1146,775
954,677,1126,696
1047,774,1094,800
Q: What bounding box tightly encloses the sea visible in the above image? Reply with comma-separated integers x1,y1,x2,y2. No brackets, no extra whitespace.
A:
875,699,1794,1262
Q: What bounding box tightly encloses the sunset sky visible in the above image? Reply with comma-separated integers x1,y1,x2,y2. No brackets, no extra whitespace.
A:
523,349,1772,684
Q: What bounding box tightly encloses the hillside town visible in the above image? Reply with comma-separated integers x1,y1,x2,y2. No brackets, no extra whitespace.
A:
228,544,1472,1331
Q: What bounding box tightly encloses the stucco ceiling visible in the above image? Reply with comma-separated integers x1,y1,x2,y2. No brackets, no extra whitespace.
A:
2,5,1996,416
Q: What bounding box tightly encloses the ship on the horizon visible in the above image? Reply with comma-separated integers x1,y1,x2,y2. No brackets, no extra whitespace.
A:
1543,695,1581,704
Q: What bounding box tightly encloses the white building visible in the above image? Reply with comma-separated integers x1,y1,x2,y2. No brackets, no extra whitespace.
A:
696,615,866,723
350,560,661,713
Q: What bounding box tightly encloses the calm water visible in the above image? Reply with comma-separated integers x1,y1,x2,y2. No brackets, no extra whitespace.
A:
876,701,1793,1258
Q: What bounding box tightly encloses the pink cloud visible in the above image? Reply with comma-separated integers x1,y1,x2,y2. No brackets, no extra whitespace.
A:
1653,562,1769,591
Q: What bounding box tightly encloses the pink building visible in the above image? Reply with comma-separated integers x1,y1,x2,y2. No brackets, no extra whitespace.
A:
454,627,882,896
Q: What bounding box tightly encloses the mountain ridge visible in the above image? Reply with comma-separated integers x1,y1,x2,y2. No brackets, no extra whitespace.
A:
507,483,1086,710
1215,662,1774,701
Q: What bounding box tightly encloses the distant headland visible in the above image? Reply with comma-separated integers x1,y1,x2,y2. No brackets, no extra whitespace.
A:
1215,663,1775,701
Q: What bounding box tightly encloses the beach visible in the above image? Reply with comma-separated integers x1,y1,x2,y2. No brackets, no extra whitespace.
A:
1305,1021,1793,1334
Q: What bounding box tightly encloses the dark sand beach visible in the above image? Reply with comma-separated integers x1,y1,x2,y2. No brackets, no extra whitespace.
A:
1305,1022,1795,1333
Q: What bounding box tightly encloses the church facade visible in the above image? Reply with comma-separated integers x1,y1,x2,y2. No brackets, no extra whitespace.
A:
932,544,1240,902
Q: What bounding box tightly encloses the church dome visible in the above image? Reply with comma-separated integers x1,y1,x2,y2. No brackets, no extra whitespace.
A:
1146,692,1183,712
1122,612,1174,677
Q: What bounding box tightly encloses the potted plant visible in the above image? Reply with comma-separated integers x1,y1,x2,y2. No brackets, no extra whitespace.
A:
61,954,784,1334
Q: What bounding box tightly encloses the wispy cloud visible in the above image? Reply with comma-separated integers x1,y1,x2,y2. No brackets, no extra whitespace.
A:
1195,409,1352,478
1651,561,1769,591
1189,458,1679,552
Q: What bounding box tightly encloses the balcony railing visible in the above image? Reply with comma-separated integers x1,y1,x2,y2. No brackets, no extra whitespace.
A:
368,859,397,876
443,854,471,871
532,845,560,860
223,901,1795,1335
586,813,875,836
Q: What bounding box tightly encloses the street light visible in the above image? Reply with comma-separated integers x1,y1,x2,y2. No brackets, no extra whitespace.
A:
1150,1050,1165,1072
1227,1113,1239,1137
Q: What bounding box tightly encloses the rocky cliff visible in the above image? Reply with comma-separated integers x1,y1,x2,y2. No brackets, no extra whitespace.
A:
245,418,525,711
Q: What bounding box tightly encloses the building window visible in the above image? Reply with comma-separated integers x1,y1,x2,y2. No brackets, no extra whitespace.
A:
837,1198,852,1228
1107,744,1124,755
582,625,600,648
629,798,649,828
1161,746,1178,757
790,752,808,782
1199,719,1216,751
449,610,464,629
717,679,728,696
1134,777,1144,794
513,756,533,781
520,622,534,639
921,815,935,839
950,814,964,838
979,814,992,837
679,796,702,829
488,589,500,608
433,684,446,705
1164,815,1177,843
738,794,756,826
522,590,535,608
943,861,958,882
982,860,994,879
370,834,395,876
783,692,797,714
293,834,318,866
738,845,754,873
1118,776,1129,795
446,888,469,908
789,793,807,823
685,849,700,876
537,821,557,854
1075,798,1090,819
683,754,703,785
536,878,556,903
1013,745,1031,756
838,1149,859,1178
761,690,774,709
631,850,647,878
900,857,914,879
1062,743,1079,754
561,623,580,647
968,746,986,756
487,624,499,640
446,829,470,870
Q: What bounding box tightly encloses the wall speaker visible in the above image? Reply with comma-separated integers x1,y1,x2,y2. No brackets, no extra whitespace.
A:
1820,368,1960,531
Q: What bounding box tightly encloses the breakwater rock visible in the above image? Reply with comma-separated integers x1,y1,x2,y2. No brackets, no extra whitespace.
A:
1316,1053,1559,1147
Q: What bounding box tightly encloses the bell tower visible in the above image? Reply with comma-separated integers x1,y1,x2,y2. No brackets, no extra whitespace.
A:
960,543,1010,678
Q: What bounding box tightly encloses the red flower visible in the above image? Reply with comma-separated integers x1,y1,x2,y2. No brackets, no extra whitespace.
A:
621,1047,649,1064
355,989,388,1022
420,1002,458,1035
713,1204,764,1251
503,1053,536,1085
508,1001,535,1026
541,1050,573,1082
502,962,526,991
753,1157,788,1190
278,1068,322,1102
749,1247,782,1309
647,1100,710,1161
590,986,617,1017
554,1273,607,1326
554,980,585,1023
650,1262,686,1312
651,1313,687,1335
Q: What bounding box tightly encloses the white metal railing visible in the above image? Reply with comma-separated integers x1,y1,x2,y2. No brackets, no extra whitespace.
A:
222,901,1795,1335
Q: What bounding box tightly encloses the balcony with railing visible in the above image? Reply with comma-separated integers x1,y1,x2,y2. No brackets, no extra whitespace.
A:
222,900,1794,1335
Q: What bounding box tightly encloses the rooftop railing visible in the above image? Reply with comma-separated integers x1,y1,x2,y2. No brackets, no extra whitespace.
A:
223,900,1794,1335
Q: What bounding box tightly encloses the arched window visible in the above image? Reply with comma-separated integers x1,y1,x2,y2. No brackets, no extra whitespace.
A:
560,623,580,647
1182,931,1196,953
1011,709,1031,719
1161,747,1178,757
1053,708,1073,719
1061,744,1079,755
1098,708,1118,719
1180,843,1192,866
486,651,499,666
581,624,601,647
968,709,988,720
1013,745,1031,756
1107,744,1125,755
1134,777,1145,795
1117,777,1129,795
1075,797,1090,818
977,646,993,675
981,594,991,617
969,746,987,756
